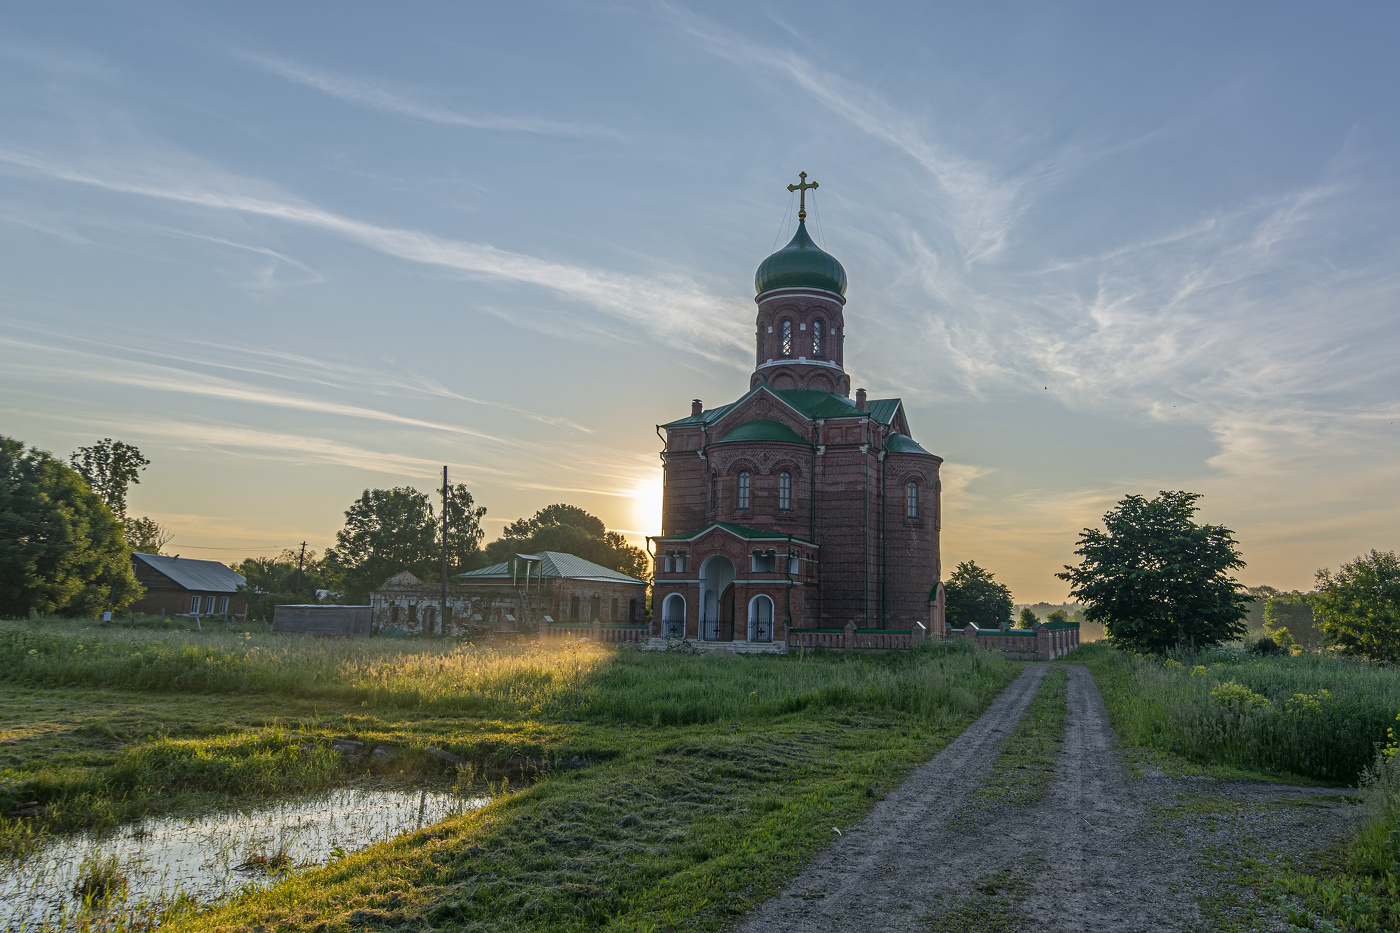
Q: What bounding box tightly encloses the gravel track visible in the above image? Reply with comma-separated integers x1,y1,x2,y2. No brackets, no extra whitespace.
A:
736,662,1360,933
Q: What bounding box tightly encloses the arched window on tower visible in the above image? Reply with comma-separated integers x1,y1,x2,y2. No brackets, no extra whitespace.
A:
779,471,792,510
737,471,751,509
906,480,920,519
781,320,792,357
812,319,823,358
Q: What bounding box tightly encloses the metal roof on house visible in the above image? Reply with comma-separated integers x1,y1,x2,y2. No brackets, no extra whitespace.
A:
661,385,903,430
132,552,245,593
716,419,806,444
456,550,646,586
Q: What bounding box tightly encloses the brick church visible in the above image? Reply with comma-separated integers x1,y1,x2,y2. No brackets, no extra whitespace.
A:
650,175,944,645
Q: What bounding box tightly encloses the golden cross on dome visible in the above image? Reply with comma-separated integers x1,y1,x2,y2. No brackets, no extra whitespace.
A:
787,171,819,222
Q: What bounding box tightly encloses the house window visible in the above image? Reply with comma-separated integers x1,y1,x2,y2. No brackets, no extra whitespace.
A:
570,595,581,620
907,480,920,519
218,597,229,614
629,598,638,622
781,320,792,356
813,320,823,358
590,595,600,620
737,471,751,509
190,595,201,614
611,596,619,620
779,471,792,510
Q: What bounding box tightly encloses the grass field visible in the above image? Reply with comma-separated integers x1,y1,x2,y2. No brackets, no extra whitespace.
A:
1080,642,1400,932
0,618,1019,932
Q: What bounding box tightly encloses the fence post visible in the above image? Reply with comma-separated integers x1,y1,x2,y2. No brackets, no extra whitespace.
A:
844,620,857,651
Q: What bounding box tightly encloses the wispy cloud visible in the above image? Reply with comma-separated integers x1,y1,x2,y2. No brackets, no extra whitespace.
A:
239,52,622,140
0,146,752,365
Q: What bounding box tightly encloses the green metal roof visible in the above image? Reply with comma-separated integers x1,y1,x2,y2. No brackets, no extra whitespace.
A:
654,521,814,546
866,398,903,426
885,433,932,455
456,550,646,585
716,418,806,444
754,221,848,299
662,385,910,434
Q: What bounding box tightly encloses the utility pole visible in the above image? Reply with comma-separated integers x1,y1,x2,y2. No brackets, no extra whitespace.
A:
295,541,307,597
441,466,449,636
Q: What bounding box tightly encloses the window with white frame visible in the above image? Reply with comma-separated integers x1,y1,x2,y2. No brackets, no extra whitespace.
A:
907,480,920,519
218,596,229,614
676,553,687,572
190,595,201,614
737,471,750,509
779,471,792,510
781,319,792,356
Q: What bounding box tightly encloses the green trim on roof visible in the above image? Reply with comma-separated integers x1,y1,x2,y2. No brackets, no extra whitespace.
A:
716,419,806,444
885,433,932,455
653,521,814,546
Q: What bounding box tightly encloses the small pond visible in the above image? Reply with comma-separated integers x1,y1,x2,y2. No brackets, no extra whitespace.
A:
3,786,487,929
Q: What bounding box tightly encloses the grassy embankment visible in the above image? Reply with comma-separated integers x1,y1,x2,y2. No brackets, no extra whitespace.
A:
0,619,1019,932
1080,641,1400,932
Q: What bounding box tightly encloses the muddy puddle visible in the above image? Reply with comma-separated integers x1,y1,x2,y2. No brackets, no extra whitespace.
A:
2,786,487,929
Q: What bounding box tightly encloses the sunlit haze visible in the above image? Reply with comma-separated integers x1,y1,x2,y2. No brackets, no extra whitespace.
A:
2,3,1397,601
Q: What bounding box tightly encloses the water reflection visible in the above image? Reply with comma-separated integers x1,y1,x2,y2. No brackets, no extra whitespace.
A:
3,787,486,929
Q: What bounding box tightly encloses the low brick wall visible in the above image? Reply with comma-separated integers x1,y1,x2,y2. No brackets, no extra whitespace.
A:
543,623,593,640
599,623,650,644
543,622,650,644
787,621,929,653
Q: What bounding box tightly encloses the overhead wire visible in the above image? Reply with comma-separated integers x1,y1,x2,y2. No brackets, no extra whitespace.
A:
771,189,796,253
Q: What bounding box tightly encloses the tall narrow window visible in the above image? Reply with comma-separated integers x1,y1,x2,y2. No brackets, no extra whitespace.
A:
812,320,823,358
190,595,201,614
907,480,920,519
737,471,751,509
779,471,792,510
570,595,581,620
590,595,600,620
781,319,792,356
611,597,619,620
710,471,717,510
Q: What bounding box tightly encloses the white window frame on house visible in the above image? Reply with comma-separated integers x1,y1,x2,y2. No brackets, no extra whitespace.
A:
779,471,792,510
737,471,751,509
190,595,201,614
907,480,920,519
218,596,229,614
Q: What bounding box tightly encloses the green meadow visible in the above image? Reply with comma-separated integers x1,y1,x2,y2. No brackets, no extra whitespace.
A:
0,618,1018,932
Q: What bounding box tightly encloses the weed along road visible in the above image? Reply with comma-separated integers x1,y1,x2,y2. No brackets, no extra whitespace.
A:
739,663,1359,932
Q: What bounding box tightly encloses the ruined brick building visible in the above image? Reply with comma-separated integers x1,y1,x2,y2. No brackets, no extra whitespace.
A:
650,177,944,645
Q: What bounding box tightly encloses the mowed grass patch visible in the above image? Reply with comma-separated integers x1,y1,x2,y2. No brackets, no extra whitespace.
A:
973,666,1068,809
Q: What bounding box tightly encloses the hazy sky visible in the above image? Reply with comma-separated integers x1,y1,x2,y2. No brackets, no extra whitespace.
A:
2,2,1397,602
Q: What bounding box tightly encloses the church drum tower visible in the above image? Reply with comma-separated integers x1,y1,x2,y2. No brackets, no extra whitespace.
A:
650,175,943,644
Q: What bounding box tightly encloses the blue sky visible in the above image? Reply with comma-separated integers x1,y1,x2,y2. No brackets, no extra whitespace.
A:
2,2,1397,601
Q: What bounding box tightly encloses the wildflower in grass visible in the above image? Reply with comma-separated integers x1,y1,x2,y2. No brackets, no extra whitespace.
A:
1211,681,1269,710
1163,658,1183,670
1385,713,1399,763
1191,665,1208,677
1285,689,1333,716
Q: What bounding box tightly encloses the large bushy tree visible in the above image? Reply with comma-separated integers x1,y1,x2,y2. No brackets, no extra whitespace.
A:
323,484,488,603
1,436,141,616
483,504,649,580
69,438,171,555
1057,490,1249,653
942,560,1014,630
1262,591,1321,650
1311,550,1400,663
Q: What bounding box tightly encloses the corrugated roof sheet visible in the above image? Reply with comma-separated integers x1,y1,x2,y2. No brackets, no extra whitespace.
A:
866,398,902,426
456,551,646,585
133,553,245,592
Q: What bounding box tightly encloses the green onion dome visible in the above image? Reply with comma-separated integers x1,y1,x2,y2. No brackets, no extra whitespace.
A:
754,220,847,298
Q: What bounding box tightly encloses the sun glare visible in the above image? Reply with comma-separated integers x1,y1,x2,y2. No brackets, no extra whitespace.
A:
628,470,664,541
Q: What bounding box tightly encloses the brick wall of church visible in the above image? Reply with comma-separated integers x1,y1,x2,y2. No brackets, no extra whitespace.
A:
880,450,942,629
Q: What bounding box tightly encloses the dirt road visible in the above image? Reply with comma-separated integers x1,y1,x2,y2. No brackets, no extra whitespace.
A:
737,664,1358,932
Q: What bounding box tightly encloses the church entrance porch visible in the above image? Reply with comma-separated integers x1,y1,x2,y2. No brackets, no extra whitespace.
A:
699,555,735,641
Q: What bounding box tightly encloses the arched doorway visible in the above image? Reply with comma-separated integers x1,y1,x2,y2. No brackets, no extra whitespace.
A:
748,594,774,643
699,555,735,641
661,593,686,639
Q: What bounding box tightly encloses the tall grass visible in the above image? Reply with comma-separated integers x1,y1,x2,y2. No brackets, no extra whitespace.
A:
0,620,1015,726
1081,642,1400,782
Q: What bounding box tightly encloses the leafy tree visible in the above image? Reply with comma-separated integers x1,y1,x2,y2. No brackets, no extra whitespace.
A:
124,516,173,555
1046,609,1070,626
1056,490,1249,653
70,438,148,518
1311,550,1400,663
324,488,439,603
0,436,142,616
442,483,488,571
942,561,1014,630
233,548,333,622
1016,607,1039,629
483,504,649,580
1262,591,1320,649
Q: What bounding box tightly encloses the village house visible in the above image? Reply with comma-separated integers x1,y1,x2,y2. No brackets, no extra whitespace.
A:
369,551,648,636
128,552,247,619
